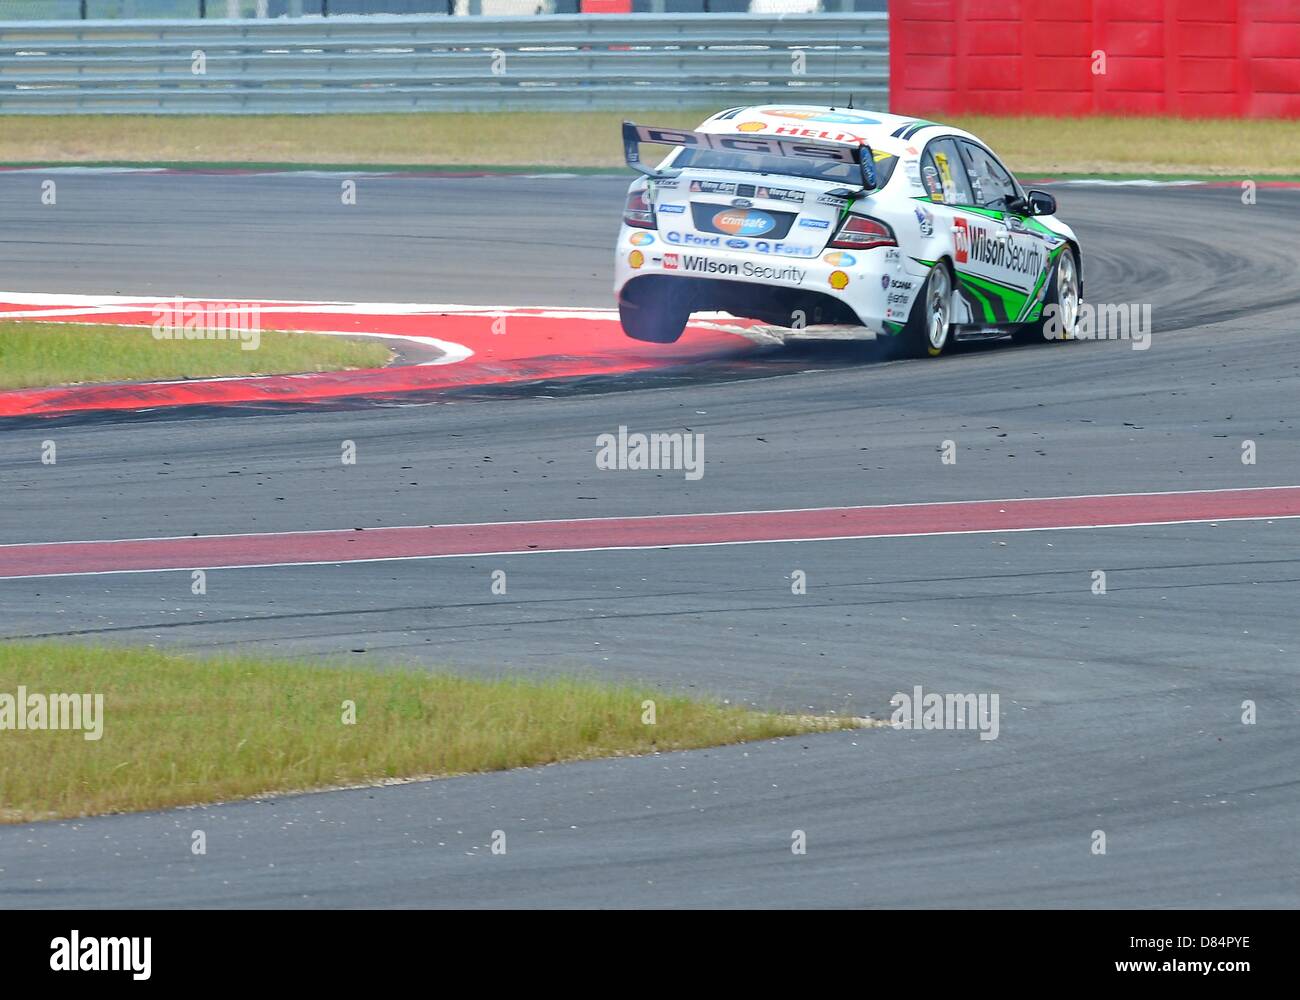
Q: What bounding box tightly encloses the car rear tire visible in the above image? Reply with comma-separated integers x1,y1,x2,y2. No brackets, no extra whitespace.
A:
1013,245,1080,345
619,282,691,344
893,261,953,359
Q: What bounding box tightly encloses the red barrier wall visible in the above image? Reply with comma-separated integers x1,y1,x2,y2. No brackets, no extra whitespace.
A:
890,0,1300,118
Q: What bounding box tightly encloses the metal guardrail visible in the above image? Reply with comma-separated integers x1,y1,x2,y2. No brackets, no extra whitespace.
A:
0,12,888,113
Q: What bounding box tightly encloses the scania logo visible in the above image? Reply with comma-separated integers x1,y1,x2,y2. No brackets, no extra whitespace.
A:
712,208,776,237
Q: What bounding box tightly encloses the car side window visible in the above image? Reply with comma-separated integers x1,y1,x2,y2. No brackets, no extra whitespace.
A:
958,141,1019,210
920,138,974,207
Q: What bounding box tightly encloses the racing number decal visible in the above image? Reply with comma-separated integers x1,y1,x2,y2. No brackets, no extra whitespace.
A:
933,151,956,205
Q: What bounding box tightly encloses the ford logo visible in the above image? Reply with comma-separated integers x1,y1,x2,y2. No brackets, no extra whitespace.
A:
712,209,776,237
731,198,752,208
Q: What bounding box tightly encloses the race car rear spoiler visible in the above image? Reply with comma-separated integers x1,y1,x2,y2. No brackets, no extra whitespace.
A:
622,121,877,191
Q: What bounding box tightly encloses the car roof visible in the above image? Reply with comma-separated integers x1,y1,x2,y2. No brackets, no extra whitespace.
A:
694,105,983,157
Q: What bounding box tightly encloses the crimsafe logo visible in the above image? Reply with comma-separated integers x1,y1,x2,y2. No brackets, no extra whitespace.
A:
50,931,151,981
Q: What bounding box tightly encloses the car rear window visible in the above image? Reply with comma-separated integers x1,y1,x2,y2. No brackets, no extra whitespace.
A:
669,147,898,191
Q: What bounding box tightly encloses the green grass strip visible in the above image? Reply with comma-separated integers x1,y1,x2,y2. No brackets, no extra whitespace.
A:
0,320,392,391
0,643,860,823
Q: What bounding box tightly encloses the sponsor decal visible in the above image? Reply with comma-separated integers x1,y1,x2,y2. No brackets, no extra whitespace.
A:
628,250,644,269
669,254,807,284
663,252,679,270
736,121,768,132
676,255,740,276
755,185,805,204
632,125,858,165
823,251,856,266
630,232,654,246
799,218,831,230
742,261,807,283
691,179,738,195
881,274,891,290
712,208,776,237
884,247,902,265
731,198,752,208
883,275,915,306
658,203,685,214
884,274,913,319
954,218,969,262
829,270,850,290
673,233,813,257
752,240,817,257
914,206,934,238
933,151,957,204
654,178,681,189
922,163,941,200
773,125,869,145
666,231,721,247
764,109,881,125
817,193,848,208
954,220,1043,277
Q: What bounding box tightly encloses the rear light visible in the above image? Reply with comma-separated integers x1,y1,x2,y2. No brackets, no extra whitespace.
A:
623,189,656,229
828,214,897,250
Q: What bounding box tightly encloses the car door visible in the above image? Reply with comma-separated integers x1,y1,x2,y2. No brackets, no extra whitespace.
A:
917,136,981,324
951,139,1051,323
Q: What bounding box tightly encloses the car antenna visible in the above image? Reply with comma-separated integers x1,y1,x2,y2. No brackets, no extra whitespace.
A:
829,32,840,110
847,92,855,109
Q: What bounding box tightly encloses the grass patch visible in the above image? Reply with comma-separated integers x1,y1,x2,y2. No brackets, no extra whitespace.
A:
0,111,708,171
0,320,393,391
0,111,1295,177
0,643,856,823
942,115,1300,177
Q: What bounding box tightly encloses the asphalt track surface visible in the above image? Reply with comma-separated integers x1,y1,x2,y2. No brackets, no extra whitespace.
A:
1,173,1299,908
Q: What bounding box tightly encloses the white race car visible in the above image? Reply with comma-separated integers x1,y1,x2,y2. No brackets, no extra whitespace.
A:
614,105,1083,357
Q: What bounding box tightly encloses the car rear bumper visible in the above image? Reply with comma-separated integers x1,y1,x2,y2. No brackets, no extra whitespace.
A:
613,226,923,335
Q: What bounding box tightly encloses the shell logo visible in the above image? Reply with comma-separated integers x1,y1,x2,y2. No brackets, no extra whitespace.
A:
629,250,644,269
736,121,768,132
829,270,850,290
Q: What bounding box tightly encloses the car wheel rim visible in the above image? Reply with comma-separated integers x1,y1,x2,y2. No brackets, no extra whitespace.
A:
1057,251,1079,335
928,267,951,351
